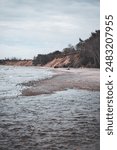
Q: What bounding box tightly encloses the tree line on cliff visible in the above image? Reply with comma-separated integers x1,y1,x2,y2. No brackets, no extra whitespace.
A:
0,30,100,68
33,30,100,68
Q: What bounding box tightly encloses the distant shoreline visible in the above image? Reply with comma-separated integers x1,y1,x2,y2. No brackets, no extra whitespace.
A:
0,60,32,66
22,68,100,96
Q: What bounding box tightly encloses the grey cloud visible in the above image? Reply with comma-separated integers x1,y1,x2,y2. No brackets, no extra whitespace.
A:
0,0,99,19
0,0,99,59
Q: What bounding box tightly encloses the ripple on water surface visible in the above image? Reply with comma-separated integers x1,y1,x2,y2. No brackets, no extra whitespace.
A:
0,89,100,150
0,66,55,98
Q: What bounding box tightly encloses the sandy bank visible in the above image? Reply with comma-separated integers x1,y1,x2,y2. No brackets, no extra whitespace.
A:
1,60,32,66
22,68,100,96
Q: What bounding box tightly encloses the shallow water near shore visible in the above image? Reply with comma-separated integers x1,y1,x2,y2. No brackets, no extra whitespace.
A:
0,66,100,150
0,65,55,98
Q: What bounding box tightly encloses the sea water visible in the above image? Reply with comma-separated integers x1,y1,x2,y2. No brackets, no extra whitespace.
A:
0,65,100,150
0,65,54,98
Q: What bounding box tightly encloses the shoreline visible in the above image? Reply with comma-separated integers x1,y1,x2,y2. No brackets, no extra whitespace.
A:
22,68,100,96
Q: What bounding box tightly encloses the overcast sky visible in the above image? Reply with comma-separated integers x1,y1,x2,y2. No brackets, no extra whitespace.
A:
0,0,100,59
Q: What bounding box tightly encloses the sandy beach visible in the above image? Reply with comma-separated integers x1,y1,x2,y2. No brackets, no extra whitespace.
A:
22,68,100,96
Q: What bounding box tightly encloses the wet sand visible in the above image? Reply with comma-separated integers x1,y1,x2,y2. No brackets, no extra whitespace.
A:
22,68,100,96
